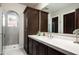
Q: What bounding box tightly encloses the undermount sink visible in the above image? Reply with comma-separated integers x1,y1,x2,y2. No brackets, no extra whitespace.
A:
37,34,75,42
47,35,75,41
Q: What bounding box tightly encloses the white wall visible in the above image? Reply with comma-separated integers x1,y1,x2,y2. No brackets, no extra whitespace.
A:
0,3,26,48
48,14,52,32
50,4,79,33
35,3,49,10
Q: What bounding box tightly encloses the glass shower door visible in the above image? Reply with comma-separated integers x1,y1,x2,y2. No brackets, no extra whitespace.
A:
0,12,3,55
0,11,19,55
4,11,19,46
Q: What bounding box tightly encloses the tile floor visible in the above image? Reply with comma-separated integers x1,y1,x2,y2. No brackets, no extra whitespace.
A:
3,48,26,55
2,44,27,55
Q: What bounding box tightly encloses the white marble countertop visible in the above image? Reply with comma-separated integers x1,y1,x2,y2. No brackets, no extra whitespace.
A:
28,35,79,55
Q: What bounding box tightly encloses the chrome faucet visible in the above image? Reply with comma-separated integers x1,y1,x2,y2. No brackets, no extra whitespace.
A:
48,33,53,39
73,29,79,43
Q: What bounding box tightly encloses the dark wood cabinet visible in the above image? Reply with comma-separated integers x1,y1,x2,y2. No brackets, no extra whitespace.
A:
29,38,48,55
40,11,48,32
26,7,39,35
63,8,79,34
63,12,75,34
47,46,65,55
24,7,39,54
38,43,48,55
24,7,48,35
28,38,65,55
32,40,39,55
75,8,79,29
24,7,48,54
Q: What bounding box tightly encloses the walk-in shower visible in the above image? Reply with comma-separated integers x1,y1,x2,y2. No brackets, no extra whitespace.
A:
0,10,19,55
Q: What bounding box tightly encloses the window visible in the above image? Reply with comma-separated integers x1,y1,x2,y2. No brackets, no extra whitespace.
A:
6,11,19,27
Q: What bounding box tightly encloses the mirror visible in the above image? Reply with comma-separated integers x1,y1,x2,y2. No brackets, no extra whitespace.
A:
42,3,79,34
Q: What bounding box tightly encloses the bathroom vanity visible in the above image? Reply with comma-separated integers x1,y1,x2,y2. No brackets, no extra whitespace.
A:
27,33,79,55
23,5,79,55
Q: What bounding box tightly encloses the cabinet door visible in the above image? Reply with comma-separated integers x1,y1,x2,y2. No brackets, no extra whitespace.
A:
27,8,39,35
48,46,65,55
32,40,48,55
38,43,48,55
32,40,39,55
40,11,48,32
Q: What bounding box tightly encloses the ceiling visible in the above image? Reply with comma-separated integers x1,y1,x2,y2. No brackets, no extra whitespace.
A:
20,3,39,8
20,3,79,13
42,3,79,13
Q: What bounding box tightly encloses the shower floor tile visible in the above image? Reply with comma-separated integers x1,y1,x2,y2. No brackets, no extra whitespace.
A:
3,48,27,55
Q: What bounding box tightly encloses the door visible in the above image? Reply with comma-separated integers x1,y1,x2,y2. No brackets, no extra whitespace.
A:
3,11,19,46
52,17,58,33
